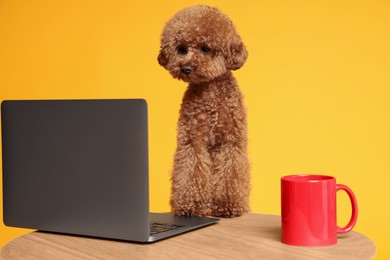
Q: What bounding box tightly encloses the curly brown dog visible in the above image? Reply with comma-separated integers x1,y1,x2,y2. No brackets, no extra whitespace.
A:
158,5,250,217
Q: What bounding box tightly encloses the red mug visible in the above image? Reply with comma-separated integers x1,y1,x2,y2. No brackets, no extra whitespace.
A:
281,174,358,246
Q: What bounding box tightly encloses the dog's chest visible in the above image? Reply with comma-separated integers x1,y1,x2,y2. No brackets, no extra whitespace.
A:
182,79,242,149
193,96,233,150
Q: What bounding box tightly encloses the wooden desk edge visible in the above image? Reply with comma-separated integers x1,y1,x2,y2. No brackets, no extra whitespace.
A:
0,213,377,260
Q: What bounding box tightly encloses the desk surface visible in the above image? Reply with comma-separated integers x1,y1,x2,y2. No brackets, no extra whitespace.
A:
0,213,376,260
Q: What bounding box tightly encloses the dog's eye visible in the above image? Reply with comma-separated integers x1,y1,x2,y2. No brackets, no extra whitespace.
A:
177,45,188,55
200,45,211,54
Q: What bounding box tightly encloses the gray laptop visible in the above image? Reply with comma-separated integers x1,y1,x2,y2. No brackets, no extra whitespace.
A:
1,99,219,242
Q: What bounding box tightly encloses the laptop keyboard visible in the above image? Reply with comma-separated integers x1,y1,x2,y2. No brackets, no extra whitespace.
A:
150,222,185,235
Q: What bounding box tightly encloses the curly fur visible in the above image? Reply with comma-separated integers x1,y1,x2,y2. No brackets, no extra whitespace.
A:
158,5,250,218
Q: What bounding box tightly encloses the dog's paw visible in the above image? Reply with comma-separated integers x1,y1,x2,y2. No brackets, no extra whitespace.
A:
212,201,250,218
171,200,212,217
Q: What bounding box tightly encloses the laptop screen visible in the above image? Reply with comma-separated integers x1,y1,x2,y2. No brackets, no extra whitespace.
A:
2,99,150,241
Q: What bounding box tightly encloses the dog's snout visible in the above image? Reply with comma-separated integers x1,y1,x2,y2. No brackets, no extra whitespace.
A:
181,65,193,75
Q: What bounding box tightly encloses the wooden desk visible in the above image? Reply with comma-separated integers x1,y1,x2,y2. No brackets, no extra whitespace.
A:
0,213,376,260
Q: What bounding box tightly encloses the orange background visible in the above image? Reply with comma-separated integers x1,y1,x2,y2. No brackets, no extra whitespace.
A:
1,0,389,259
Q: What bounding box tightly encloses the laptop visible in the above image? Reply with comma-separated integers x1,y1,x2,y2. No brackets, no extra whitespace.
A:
1,99,219,242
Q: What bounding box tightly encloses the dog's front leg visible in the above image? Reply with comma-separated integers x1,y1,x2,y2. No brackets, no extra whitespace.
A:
211,141,251,218
170,121,213,216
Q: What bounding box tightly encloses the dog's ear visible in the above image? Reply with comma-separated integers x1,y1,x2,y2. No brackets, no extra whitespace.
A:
224,42,248,71
158,49,168,68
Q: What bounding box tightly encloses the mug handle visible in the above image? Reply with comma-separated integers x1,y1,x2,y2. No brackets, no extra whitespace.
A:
336,184,358,234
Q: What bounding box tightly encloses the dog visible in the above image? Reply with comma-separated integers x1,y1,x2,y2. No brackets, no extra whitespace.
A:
158,5,250,217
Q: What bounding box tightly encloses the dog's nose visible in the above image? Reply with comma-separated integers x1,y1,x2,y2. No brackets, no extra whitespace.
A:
181,65,193,75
